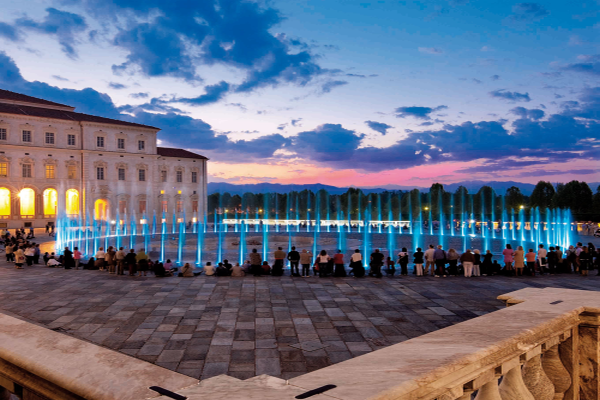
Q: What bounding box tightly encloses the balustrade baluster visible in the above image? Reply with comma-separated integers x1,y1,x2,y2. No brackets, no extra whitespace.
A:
474,378,502,400
522,354,555,400
498,365,535,400
542,345,572,399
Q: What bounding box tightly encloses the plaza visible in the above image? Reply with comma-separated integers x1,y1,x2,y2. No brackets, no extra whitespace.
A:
1,251,599,383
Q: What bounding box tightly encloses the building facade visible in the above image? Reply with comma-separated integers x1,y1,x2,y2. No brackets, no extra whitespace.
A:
0,89,208,229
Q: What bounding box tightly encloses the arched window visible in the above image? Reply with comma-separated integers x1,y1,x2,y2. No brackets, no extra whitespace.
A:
0,187,10,217
95,199,108,220
19,188,35,217
66,189,79,216
43,188,58,216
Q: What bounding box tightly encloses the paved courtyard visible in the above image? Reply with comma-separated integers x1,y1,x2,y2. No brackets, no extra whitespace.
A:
0,259,599,382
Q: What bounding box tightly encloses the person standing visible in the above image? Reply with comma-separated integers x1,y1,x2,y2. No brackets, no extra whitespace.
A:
555,246,564,273
24,245,35,266
369,248,384,278
273,247,286,276
547,247,558,275
287,246,300,277
473,250,481,277
136,248,149,276
115,247,126,275
397,248,409,276
433,245,447,277
579,246,591,276
424,245,435,276
299,249,312,277
460,249,475,277
95,247,105,271
447,248,460,276
33,244,40,264
333,250,346,277
525,249,536,275
5,242,14,263
317,250,329,277
513,246,525,276
502,244,514,276
413,247,424,276
63,247,74,270
537,244,547,274
125,249,137,276
14,247,25,269
349,249,365,277
106,246,116,274
249,248,262,277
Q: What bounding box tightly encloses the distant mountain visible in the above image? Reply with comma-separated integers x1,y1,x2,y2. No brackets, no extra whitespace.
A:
208,180,543,195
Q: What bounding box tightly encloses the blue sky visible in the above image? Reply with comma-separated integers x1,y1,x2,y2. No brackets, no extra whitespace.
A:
0,0,598,187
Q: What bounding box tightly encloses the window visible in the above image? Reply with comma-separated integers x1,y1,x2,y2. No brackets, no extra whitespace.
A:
0,128,6,141
138,140,145,151
96,136,104,148
119,200,127,214
161,170,167,182
22,130,32,142
67,134,76,146
138,169,146,182
176,170,183,183
43,189,58,216
192,200,198,212
45,165,55,179
19,188,35,217
22,164,32,178
66,189,79,215
0,163,7,177
161,200,168,213
45,132,55,145
117,138,125,149
118,168,125,181
67,165,77,180
191,171,197,183
177,200,183,213
139,200,146,214
96,167,105,180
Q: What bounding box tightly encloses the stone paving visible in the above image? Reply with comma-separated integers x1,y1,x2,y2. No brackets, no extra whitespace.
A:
1,258,599,382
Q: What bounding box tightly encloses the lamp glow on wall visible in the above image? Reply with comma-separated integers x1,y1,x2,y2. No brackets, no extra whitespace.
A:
19,188,35,216
0,187,10,216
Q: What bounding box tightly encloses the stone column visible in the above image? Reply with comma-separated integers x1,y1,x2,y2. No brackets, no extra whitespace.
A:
474,379,502,400
522,354,555,400
542,344,572,399
498,365,535,400
579,311,600,399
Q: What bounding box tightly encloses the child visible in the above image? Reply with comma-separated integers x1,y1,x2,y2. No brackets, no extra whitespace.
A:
385,257,396,277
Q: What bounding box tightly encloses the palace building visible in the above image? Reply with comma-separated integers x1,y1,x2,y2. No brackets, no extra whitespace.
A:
0,89,208,229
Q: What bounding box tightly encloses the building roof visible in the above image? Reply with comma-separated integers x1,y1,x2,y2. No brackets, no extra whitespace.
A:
0,102,159,130
0,89,74,110
157,147,208,160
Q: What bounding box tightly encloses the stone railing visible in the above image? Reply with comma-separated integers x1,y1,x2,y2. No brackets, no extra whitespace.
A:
0,288,598,400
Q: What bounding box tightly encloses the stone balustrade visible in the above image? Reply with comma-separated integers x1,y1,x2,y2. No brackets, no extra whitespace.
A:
0,288,597,400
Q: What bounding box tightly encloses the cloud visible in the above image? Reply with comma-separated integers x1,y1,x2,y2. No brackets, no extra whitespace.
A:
291,118,303,127
108,82,127,90
129,92,149,99
480,46,492,52
394,105,448,120
174,81,230,106
490,74,500,81
472,78,482,84
509,3,549,21
52,75,69,82
365,121,393,135
515,169,599,178
0,22,19,41
509,107,545,120
489,89,531,102
418,47,444,55
561,54,600,76
292,124,365,162
321,80,348,93
15,8,87,58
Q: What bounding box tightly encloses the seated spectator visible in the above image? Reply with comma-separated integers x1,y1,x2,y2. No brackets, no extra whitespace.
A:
242,260,251,273
216,262,231,276
47,258,62,268
164,259,173,271
180,263,194,277
86,257,96,270
154,262,172,277
231,263,245,277
204,262,215,276
261,261,271,275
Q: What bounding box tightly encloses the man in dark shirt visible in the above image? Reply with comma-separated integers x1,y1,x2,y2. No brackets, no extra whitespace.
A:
249,249,262,276
287,246,300,276
369,248,384,278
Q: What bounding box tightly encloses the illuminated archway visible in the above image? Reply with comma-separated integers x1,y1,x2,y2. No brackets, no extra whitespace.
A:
43,188,58,216
66,189,79,216
19,188,35,217
95,199,108,220
0,187,10,217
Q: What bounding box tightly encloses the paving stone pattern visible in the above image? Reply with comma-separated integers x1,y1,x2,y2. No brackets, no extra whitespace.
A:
0,261,599,381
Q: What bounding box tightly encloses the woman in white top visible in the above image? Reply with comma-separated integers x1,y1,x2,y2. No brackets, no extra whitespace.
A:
95,247,105,271
349,249,365,277
317,250,329,277
203,262,215,276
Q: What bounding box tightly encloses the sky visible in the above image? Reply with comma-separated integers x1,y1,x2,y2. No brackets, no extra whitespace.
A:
0,0,599,188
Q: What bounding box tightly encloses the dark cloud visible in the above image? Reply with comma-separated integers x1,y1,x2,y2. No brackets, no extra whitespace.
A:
15,8,87,58
489,89,531,102
291,118,303,127
394,105,448,120
52,75,69,82
365,121,393,135
321,80,348,93
490,74,500,81
561,54,600,76
515,169,599,178
472,78,482,84
174,81,230,106
108,82,126,90
509,3,549,21
509,107,545,120
292,124,365,162
129,92,149,99
0,22,19,41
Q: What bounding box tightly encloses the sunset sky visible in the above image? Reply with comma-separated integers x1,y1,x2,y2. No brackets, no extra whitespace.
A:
0,0,599,187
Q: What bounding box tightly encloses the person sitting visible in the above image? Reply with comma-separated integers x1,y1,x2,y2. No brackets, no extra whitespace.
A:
242,260,251,273
349,249,365,277
180,262,194,277
47,258,62,268
261,261,271,275
231,263,245,277
333,250,346,277
385,256,396,277
154,262,168,277
216,262,230,276
223,259,233,272
203,262,215,276
164,259,177,272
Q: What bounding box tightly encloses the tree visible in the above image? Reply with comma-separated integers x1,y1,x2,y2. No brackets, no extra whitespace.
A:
505,186,524,211
593,185,600,221
553,180,593,217
529,181,555,209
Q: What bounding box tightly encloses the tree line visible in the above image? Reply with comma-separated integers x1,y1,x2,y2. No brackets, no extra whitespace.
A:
207,180,600,222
